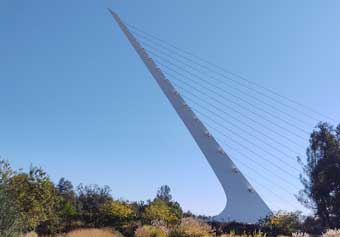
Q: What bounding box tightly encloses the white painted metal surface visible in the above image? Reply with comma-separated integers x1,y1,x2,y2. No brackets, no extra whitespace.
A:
109,10,271,223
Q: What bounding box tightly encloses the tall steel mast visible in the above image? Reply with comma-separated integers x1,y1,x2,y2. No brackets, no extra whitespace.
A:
109,9,271,223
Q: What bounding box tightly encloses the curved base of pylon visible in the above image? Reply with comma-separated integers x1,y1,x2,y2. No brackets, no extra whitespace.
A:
212,199,272,223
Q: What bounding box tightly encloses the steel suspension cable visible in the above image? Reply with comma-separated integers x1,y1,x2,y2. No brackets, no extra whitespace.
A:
183,102,301,174
198,118,299,179
166,69,306,151
171,81,303,172
156,59,308,142
204,126,302,210
168,71,304,156
173,81,301,175
213,134,303,193
147,49,311,136
127,24,335,123
186,95,303,160
211,134,301,191
223,162,302,210
139,40,316,128
166,69,307,150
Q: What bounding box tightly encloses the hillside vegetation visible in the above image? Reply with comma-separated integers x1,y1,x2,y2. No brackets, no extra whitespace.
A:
1,122,340,237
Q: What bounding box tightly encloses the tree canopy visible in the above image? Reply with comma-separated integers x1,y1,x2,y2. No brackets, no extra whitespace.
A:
1,120,340,237
298,122,340,228
142,198,180,226
8,166,60,232
0,161,20,237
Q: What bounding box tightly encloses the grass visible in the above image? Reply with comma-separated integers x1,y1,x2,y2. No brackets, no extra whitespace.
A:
20,232,38,237
57,228,120,237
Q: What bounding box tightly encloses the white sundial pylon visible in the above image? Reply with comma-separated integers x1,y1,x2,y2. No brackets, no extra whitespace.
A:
109,9,271,223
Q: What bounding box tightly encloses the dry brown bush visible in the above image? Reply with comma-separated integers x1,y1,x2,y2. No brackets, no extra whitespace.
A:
61,228,120,237
20,232,38,237
170,217,214,237
135,225,168,237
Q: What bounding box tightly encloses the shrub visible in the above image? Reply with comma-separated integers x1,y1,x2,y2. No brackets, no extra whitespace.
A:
64,228,121,237
225,230,266,237
142,199,179,226
260,211,301,236
8,166,61,231
117,221,140,237
210,221,260,236
322,229,340,237
300,216,324,235
252,230,267,237
20,232,38,237
292,232,309,237
101,200,135,227
170,217,214,237
135,225,168,237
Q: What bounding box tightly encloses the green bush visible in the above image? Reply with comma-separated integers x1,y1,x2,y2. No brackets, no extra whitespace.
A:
259,211,301,236
142,199,180,226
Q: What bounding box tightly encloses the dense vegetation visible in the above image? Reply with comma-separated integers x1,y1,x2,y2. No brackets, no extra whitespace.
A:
0,160,209,236
297,122,340,229
0,122,339,237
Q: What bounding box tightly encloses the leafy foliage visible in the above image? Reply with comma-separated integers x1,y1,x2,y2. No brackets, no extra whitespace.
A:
298,122,340,228
157,185,172,203
1,159,292,237
77,184,112,227
57,178,79,232
101,200,135,226
259,211,301,236
7,166,61,232
142,198,180,226
0,161,20,237
4,122,340,237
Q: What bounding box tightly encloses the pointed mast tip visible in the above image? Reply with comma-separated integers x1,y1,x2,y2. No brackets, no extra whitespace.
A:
107,8,115,15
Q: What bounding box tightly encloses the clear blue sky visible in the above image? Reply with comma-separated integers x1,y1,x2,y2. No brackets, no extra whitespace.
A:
1,1,339,216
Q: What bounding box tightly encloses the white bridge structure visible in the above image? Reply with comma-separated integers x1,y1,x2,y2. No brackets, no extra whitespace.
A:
108,10,334,223
109,10,271,223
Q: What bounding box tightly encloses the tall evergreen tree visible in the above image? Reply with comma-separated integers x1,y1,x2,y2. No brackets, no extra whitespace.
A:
157,185,172,203
57,178,78,232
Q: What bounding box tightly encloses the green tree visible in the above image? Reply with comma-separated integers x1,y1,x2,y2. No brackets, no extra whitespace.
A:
142,198,179,226
57,178,78,232
260,211,301,236
168,201,183,222
101,200,135,227
131,201,146,220
8,165,60,232
156,185,183,222
157,185,172,203
0,160,20,237
77,184,112,227
58,178,76,202
298,122,340,228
